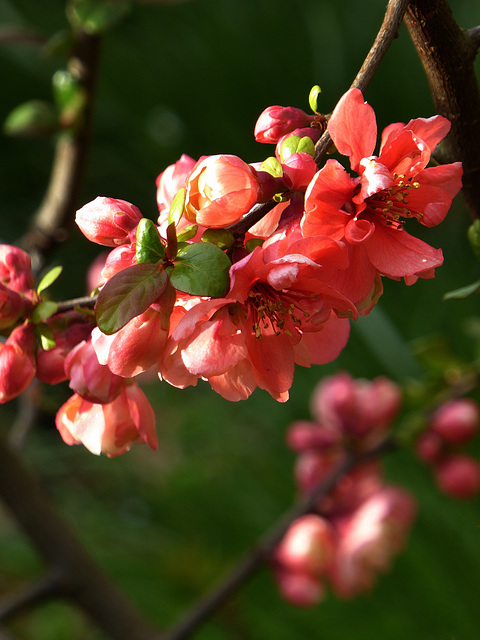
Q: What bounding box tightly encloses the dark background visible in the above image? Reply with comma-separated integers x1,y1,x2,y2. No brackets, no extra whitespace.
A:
1,1,480,638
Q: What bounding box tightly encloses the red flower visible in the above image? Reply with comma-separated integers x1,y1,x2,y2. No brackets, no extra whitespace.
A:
302,88,463,290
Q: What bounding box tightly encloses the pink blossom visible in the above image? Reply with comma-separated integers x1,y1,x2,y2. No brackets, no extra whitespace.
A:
0,283,32,330
274,568,325,608
254,106,315,144
160,227,353,401
0,322,36,404
56,382,157,457
76,197,143,247
302,88,463,287
184,154,261,228
281,152,318,192
64,339,124,404
329,486,416,598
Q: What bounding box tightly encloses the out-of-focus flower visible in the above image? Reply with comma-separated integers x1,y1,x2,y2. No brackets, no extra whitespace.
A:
56,381,157,457
429,398,479,445
329,487,416,598
184,154,261,228
434,454,480,499
0,245,35,295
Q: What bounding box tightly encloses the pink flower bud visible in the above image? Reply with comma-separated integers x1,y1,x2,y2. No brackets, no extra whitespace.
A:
0,245,35,295
274,515,335,577
254,106,315,144
184,155,261,227
282,152,317,191
0,322,36,403
274,569,325,607
0,283,32,330
415,430,443,464
156,153,196,219
64,339,123,404
430,398,479,445
434,454,480,499
56,382,157,457
286,420,340,452
101,244,137,280
275,127,321,157
76,197,143,247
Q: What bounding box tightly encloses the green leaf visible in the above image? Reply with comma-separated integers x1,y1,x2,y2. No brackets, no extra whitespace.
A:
35,323,56,351
278,135,315,161
168,188,186,226
96,263,168,335
68,0,131,35
468,220,480,262
201,228,235,250
308,84,321,112
136,218,165,264
177,225,198,243
37,266,63,294
260,157,283,178
170,242,231,298
32,300,58,324
443,280,480,301
245,238,264,252
3,101,59,138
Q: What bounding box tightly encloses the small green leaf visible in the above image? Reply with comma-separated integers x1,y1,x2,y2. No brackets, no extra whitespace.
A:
33,300,58,324
168,188,186,226
308,85,322,112
170,242,231,298
177,225,198,243
279,135,315,161
201,228,235,250
468,220,480,262
37,266,63,294
136,218,165,264
36,323,56,351
68,0,131,35
443,280,480,301
260,157,283,178
245,238,264,252
4,101,59,138
96,263,168,335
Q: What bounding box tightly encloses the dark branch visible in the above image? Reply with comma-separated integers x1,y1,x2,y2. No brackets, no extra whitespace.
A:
315,0,411,164
165,438,394,640
404,0,480,218
0,572,62,622
19,31,101,270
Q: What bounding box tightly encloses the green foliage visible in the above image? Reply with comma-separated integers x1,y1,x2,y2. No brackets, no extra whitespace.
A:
169,242,231,297
135,218,166,264
201,228,235,250
278,135,315,161
96,263,168,334
308,84,322,112
3,100,59,138
67,0,132,35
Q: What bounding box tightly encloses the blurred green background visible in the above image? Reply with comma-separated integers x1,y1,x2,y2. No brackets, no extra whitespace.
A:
1,0,480,638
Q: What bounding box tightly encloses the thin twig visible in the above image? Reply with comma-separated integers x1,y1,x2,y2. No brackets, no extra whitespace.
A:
0,571,62,622
55,294,97,313
314,0,411,164
165,438,394,640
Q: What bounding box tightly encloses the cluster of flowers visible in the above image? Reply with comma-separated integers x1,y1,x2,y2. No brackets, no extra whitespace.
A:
0,88,463,456
416,398,480,498
272,372,416,605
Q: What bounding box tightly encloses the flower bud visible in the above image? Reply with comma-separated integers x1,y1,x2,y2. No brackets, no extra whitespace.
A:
434,454,480,499
0,322,36,403
274,515,334,577
274,569,325,607
0,283,32,330
0,245,35,295
76,197,143,246
281,152,317,191
254,106,315,144
430,398,479,445
184,155,261,228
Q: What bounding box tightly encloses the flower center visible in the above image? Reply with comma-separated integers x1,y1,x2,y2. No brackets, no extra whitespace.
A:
247,284,307,339
365,173,421,229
